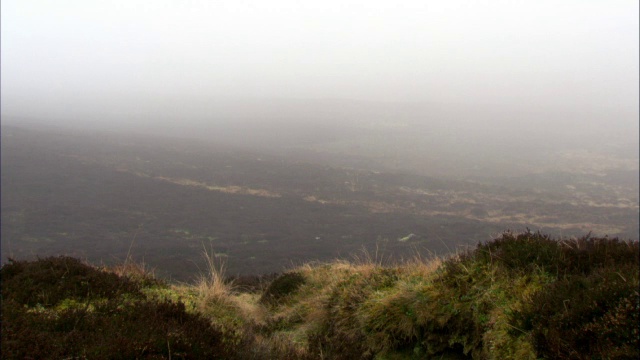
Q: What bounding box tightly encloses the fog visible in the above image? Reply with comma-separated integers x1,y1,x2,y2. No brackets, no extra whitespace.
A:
2,1,640,279
2,0,639,175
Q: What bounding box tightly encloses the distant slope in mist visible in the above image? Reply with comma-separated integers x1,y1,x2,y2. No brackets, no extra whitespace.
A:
3,98,637,179
1,123,637,281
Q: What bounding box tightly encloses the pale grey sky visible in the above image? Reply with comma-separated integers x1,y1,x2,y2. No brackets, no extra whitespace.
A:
1,0,638,124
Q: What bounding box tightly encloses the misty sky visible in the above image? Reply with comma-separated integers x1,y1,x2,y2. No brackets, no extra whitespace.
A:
1,0,639,124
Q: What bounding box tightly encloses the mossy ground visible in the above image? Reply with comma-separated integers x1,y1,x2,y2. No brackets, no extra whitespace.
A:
2,232,638,359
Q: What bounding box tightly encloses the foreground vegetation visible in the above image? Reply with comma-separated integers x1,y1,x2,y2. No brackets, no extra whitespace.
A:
2,231,638,359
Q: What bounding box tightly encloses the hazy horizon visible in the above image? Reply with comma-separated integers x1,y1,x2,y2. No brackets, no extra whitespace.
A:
2,1,638,129
2,0,639,182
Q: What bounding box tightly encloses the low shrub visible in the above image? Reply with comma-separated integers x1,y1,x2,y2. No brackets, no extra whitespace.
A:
471,231,561,273
2,297,240,359
1,257,244,359
469,231,638,277
515,263,639,359
1,256,143,307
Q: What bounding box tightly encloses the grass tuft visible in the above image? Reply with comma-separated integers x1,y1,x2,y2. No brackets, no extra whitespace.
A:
195,244,234,307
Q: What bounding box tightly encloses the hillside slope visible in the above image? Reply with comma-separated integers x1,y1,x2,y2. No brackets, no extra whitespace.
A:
3,124,638,281
2,232,638,359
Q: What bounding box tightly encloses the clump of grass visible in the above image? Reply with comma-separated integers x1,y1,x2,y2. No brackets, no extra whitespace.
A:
302,232,638,359
260,271,306,306
195,244,234,307
307,264,418,359
110,255,159,287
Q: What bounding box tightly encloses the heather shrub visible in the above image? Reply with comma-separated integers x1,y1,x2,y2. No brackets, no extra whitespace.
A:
2,297,240,359
471,231,561,273
556,235,639,275
516,263,639,359
470,231,638,277
1,257,244,359
1,256,144,307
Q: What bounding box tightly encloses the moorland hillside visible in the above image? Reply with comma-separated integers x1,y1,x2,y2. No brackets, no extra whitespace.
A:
3,124,638,281
2,231,638,359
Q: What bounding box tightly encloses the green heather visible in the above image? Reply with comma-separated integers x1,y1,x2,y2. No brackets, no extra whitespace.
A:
1,232,638,359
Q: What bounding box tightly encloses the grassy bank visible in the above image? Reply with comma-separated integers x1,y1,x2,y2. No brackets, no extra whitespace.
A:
2,231,638,359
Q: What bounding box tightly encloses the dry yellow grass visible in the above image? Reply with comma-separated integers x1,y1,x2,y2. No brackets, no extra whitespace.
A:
194,244,234,308
110,258,153,277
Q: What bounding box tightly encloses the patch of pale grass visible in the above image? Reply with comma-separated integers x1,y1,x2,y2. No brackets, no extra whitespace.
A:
110,256,156,280
288,260,375,335
404,253,443,278
351,245,392,268
195,244,234,308
110,226,156,280
233,292,267,325
251,332,312,359
298,260,360,293
249,255,450,358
